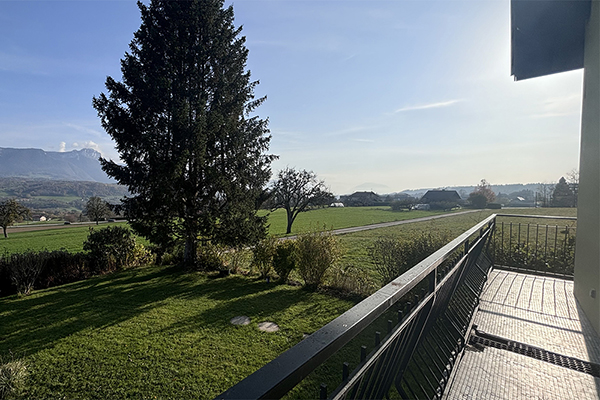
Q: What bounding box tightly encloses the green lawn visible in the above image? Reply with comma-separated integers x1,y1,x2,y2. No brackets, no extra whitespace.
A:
0,264,355,399
0,222,130,255
261,206,454,236
1,207,452,254
0,207,579,398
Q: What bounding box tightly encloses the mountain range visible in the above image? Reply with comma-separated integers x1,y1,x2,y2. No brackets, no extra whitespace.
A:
0,147,114,183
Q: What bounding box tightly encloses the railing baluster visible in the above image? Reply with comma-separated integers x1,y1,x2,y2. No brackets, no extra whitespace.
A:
509,223,513,261
535,224,539,261
553,225,558,264
501,221,505,258
564,226,569,271
342,362,349,381
545,225,549,261
319,383,327,400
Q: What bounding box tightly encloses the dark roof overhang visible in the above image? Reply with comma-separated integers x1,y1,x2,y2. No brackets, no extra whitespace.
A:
511,0,592,81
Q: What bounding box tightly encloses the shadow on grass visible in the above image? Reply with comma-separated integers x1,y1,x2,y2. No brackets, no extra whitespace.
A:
155,283,326,337
0,265,291,357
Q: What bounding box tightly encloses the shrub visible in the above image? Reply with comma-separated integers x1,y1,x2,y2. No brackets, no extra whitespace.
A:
327,264,374,297
222,248,252,274
493,234,575,276
7,251,46,296
83,226,140,273
251,237,277,279
468,192,487,209
295,229,341,289
36,250,89,289
0,353,27,400
370,232,450,286
1,250,89,297
273,240,296,283
195,242,227,272
390,199,415,211
131,243,155,268
428,201,458,211
487,202,502,209
0,256,12,297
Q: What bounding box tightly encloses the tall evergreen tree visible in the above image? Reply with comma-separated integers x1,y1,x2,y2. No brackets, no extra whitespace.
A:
551,177,575,207
93,0,275,264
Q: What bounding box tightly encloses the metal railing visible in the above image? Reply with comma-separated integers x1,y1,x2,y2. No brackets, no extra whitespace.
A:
492,214,577,278
216,215,496,400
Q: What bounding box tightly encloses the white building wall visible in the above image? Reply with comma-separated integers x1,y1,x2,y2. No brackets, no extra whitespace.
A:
574,0,600,334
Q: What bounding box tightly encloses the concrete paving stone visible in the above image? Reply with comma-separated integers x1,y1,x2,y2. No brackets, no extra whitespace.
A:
257,321,279,332
230,315,251,326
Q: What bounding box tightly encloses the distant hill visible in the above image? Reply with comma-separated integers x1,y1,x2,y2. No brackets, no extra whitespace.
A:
0,147,114,183
0,177,129,212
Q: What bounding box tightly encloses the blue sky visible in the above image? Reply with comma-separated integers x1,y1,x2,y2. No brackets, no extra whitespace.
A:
0,0,583,195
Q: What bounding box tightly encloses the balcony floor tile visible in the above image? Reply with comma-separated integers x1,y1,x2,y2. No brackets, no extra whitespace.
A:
443,269,600,400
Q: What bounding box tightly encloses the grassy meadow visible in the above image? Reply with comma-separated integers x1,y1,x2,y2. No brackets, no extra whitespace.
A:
1,207,452,255
0,207,578,398
260,206,453,235
0,222,131,255
0,264,355,399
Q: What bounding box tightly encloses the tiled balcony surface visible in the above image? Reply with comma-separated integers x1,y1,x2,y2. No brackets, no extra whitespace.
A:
443,269,600,400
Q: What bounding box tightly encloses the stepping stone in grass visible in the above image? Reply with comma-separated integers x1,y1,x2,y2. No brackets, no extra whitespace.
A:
257,321,279,332
230,316,251,326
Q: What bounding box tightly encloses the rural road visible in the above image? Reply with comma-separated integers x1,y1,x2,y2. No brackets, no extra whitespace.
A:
285,209,481,239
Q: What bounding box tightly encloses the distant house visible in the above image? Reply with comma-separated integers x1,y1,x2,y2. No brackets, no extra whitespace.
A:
330,202,344,208
420,190,461,203
33,215,47,222
339,191,383,207
506,197,535,208
413,204,431,210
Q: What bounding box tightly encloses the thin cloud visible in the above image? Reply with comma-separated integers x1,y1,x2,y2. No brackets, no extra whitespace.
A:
351,138,375,143
395,99,462,113
64,123,103,137
530,111,579,119
326,124,381,137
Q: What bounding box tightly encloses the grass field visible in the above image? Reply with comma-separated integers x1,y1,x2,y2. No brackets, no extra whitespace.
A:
0,207,452,254
260,207,453,236
0,265,356,399
0,222,130,255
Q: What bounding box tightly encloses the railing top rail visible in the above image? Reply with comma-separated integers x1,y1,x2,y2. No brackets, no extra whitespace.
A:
215,214,497,400
496,213,577,221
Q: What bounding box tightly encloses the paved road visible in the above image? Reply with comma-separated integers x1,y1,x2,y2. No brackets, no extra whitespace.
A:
285,209,481,239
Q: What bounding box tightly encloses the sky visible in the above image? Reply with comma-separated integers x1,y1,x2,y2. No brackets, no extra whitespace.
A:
0,0,584,195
